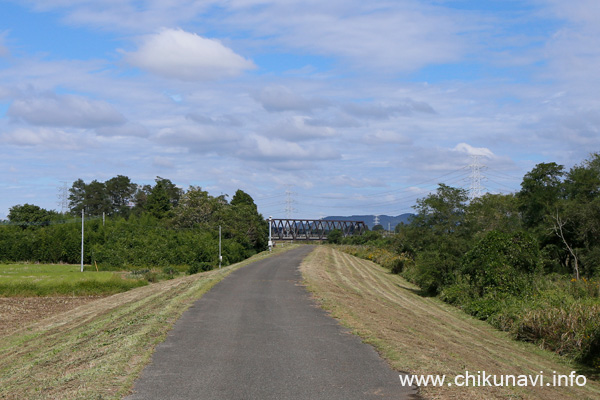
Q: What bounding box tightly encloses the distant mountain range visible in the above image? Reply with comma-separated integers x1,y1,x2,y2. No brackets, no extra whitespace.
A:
322,214,414,231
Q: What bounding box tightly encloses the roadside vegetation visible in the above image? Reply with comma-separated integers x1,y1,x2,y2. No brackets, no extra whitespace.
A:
301,246,600,399
0,247,295,399
329,152,600,373
0,177,267,271
0,264,148,297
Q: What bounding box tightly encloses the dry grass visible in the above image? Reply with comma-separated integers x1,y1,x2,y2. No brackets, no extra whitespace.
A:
0,246,297,400
300,246,600,400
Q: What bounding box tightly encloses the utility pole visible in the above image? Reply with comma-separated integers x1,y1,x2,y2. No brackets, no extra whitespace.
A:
218,225,222,269
80,209,84,272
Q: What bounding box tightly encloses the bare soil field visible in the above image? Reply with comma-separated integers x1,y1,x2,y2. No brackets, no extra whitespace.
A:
300,246,600,400
0,296,102,336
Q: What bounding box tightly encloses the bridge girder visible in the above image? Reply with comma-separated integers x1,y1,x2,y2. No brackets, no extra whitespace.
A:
268,218,367,241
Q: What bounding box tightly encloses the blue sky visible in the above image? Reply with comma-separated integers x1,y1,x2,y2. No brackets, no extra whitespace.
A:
1,0,599,219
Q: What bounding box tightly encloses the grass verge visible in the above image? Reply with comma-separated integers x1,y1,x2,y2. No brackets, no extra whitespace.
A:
0,245,297,400
0,264,148,297
300,246,600,400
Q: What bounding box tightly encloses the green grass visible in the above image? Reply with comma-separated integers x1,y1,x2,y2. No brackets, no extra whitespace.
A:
0,264,147,296
0,245,299,399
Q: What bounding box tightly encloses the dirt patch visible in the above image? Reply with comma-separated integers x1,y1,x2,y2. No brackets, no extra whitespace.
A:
0,296,102,336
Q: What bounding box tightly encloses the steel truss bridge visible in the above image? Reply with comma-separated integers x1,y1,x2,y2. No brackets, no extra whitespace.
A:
268,218,367,241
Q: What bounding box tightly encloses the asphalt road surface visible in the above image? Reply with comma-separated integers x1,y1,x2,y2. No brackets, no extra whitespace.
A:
125,245,417,399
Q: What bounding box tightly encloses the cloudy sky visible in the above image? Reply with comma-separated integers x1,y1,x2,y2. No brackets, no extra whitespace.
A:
1,0,599,220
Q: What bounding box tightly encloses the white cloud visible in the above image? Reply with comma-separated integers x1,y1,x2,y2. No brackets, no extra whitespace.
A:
330,175,385,188
254,85,328,112
238,135,340,162
264,116,335,141
152,156,175,169
95,122,149,138
223,1,468,72
8,93,126,128
155,125,242,154
343,100,436,120
123,28,255,81
0,127,94,149
453,143,495,158
364,130,412,145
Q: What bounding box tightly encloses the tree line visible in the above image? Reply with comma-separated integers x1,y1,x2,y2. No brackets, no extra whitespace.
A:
1,177,268,269
334,152,600,370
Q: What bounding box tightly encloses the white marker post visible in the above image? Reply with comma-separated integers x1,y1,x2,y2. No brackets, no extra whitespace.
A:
219,225,222,269
268,216,273,252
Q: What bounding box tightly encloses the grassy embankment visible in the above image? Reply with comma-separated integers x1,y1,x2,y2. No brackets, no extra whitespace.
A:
0,245,298,400
300,246,600,400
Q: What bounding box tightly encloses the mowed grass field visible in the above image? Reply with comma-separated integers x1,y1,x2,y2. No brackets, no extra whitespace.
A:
0,246,298,399
0,263,148,297
301,246,600,400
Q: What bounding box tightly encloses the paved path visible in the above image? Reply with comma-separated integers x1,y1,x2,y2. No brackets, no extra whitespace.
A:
125,246,417,399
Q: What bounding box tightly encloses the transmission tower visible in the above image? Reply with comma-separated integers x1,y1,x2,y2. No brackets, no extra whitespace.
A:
57,181,69,214
284,186,297,219
468,155,486,201
373,214,380,228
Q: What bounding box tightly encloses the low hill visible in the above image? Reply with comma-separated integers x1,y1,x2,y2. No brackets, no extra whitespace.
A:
322,214,413,231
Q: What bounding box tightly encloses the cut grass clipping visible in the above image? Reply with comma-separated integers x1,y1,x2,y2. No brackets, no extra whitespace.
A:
0,264,147,297
300,246,600,400
0,245,298,400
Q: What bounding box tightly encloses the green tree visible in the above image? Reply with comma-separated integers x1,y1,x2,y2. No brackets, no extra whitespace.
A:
85,180,110,216
68,178,111,216
460,230,541,296
155,177,182,208
7,204,57,227
398,184,470,294
68,178,87,215
146,180,173,219
466,193,522,236
403,184,470,250
230,189,257,210
554,153,600,277
517,162,565,229
105,175,137,217
172,186,225,229
327,229,343,244
221,195,268,252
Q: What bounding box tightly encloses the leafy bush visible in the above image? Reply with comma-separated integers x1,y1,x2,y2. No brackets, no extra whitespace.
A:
187,262,213,275
460,230,541,297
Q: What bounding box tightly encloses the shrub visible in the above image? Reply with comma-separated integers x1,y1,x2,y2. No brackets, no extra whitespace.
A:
515,301,600,366
460,230,541,297
188,262,213,275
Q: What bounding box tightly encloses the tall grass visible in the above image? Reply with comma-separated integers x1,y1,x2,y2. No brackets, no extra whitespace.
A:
0,264,148,296
0,274,147,296
336,245,412,274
